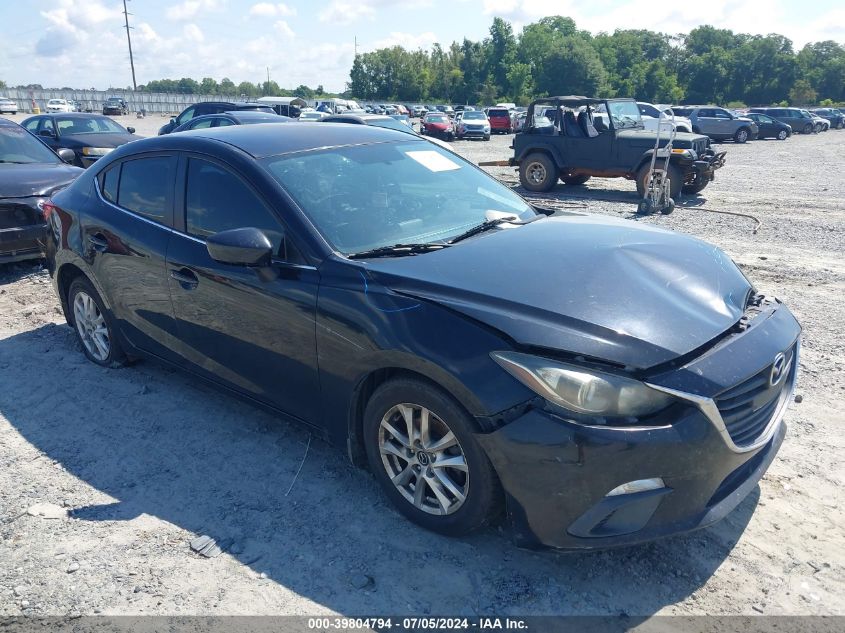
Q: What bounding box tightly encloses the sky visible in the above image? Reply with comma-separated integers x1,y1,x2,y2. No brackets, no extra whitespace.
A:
1,0,843,93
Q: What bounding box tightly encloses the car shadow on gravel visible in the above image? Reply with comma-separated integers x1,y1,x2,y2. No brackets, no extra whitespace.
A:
1,323,758,616
0,260,46,285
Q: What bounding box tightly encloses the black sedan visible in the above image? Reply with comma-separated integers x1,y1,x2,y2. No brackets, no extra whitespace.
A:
744,112,791,140
21,113,141,168
172,110,291,133
1,117,82,263
44,123,800,550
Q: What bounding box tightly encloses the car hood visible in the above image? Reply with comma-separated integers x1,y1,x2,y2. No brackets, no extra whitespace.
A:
615,128,709,149
362,214,752,369
0,162,84,198
61,132,141,148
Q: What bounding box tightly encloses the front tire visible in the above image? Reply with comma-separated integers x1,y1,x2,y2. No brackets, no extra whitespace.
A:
68,277,126,368
519,152,557,192
777,129,788,140
682,181,709,195
734,127,750,143
363,378,502,536
636,160,682,201
803,123,813,134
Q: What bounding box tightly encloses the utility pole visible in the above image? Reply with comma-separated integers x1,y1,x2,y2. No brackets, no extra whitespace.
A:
266,67,270,94
122,0,137,90
354,36,358,58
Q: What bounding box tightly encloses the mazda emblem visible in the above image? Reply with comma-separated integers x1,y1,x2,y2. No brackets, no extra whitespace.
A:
769,352,787,387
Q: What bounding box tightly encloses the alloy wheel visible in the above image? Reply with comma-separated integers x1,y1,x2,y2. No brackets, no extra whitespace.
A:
378,403,469,516
73,291,110,361
778,130,787,140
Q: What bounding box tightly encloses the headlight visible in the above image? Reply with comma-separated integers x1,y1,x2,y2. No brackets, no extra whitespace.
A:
81,147,112,156
492,351,673,417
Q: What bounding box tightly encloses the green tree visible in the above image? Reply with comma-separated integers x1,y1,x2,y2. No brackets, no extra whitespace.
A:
535,37,608,97
199,77,218,94
487,17,517,96
219,77,236,93
789,79,817,106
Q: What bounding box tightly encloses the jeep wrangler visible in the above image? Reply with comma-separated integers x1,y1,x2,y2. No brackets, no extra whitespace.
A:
510,96,726,200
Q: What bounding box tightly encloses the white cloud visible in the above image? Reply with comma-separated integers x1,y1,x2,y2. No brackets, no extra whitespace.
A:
249,3,296,18
274,20,296,38
166,0,220,21
372,32,438,50
36,0,123,57
183,24,205,43
319,1,376,24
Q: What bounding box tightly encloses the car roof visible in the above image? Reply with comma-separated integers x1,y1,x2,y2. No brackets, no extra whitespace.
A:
533,96,605,107
30,112,109,118
120,122,424,159
0,117,23,128
322,114,395,124
223,111,287,121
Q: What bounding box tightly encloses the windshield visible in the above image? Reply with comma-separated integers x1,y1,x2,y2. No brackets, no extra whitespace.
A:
425,115,448,123
263,141,535,254
57,116,127,135
462,111,486,120
607,101,642,128
0,125,60,164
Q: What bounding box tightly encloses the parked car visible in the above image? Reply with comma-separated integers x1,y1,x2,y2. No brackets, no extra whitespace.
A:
101,97,128,116
21,113,141,168
803,110,829,132
411,105,427,118
638,103,693,133
743,112,791,140
810,108,844,129
486,107,513,134
389,114,413,129
670,106,758,143
0,117,81,263
158,102,276,135
46,99,73,113
0,98,17,115
749,108,817,135
420,112,454,140
172,111,290,133
299,111,330,122
455,110,490,140
512,96,724,200
436,105,455,116
43,122,801,550
321,113,453,152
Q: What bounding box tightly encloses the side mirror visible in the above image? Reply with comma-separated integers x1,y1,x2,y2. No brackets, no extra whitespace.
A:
56,148,76,163
39,129,56,138
206,227,274,267
126,126,135,134
170,117,176,124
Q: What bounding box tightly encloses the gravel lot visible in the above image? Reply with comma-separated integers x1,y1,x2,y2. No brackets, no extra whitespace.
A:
1,113,843,617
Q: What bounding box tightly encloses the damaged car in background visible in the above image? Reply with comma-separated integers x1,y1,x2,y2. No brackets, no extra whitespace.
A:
44,123,799,550
1,117,81,263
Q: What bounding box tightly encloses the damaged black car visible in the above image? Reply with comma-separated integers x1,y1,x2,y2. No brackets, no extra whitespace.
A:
1,117,82,264
45,123,800,549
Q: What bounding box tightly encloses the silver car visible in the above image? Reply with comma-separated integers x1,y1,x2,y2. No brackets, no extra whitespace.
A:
0,97,17,115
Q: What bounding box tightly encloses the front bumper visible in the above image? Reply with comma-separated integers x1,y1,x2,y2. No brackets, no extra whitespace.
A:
0,223,47,263
459,128,489,138
477,301,800,550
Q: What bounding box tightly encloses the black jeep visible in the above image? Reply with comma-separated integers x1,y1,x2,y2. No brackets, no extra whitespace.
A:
511,96,726,200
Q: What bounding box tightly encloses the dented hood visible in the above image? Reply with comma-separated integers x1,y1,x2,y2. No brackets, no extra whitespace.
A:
0,162,83,198
363,214,752,369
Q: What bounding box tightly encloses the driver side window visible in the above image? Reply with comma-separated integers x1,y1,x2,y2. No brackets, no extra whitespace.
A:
184,158,289,259
176,106,196,125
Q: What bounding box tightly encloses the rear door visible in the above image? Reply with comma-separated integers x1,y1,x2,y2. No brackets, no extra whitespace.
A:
83,154,181,361
695,108,718,137
165,154,321,423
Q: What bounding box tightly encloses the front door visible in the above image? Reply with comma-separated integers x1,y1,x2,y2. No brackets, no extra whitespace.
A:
165,155,321,424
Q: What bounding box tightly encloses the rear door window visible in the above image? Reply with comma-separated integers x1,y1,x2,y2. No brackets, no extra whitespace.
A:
24,118,40,132
116,156,175,224
100,165,120,202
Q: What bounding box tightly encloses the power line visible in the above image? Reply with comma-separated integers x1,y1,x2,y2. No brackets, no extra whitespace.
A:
122,0,137,90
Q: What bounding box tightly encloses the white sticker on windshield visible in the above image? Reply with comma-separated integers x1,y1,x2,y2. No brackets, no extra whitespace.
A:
405,150,461,172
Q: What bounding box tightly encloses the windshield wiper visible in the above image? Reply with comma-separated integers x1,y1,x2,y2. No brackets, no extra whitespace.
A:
347,242,450,259
448,216,533,244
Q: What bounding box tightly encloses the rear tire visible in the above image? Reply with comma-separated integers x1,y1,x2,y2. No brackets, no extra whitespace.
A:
363,378,502,536
561,174,591,185
636,160,683,201
519,152,557,192
68,277,127,368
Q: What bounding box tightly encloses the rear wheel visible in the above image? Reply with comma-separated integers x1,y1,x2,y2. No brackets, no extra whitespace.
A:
363,378,502,536
561,174,591,185
636,160,683,201
733,127,750,143
68,277,126,368
519,152,557,192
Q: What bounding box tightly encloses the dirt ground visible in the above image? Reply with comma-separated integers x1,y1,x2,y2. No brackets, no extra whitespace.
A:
1,115,843,617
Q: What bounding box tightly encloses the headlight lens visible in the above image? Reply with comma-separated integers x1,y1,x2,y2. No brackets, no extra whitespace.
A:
81,147,112,156
492,351,673,417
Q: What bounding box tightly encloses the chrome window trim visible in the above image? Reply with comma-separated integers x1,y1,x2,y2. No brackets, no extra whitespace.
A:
647,339,800,454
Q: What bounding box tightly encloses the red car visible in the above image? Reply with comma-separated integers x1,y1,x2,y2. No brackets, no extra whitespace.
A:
420,113,454,140
486,107,512,134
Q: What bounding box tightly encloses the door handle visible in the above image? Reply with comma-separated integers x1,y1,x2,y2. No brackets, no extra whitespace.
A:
88,233,109,253
170,268,199,289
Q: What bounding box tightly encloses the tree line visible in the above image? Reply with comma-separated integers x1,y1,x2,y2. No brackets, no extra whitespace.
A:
135,78,330,99
348,16,845,107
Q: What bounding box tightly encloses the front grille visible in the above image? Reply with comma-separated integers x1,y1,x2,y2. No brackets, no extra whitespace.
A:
0,203,41,230
693,139,707,155
714,344,796,447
